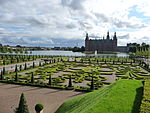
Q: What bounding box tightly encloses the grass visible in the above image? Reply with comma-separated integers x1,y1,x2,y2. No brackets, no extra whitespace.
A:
55,79,143,113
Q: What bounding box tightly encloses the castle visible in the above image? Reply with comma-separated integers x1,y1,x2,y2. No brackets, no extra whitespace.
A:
85,31,127,52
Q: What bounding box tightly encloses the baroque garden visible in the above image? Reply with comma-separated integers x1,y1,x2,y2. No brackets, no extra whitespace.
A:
0,51,150,112
0,55,149,91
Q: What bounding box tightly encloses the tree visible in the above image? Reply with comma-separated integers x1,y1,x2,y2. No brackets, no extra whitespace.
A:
15,93,29,113
39,62,42,66
33,62,35,68
15,65,18,72
48,74,52,85
68,75,72,87
3,67,5,75
81,46,85,52
20,65,22,71
0,70,3,80
15,72,18,82
31,72,34,83
25,49,28,54
90,75,94,90
3,59,5,65
24,63,27,70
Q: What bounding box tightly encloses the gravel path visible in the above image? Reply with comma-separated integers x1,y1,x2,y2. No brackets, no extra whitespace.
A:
18,68,39,76
0,59,43,71
0,83,84,113
102,72,116,83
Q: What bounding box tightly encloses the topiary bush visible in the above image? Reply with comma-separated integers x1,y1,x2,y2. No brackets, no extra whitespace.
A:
35,104,44,112
15,93,29,113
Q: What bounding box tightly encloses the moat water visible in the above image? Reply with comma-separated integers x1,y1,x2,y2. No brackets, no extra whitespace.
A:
0,50,129,57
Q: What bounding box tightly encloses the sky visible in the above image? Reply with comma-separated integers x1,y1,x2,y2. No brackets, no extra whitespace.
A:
0,0,150,47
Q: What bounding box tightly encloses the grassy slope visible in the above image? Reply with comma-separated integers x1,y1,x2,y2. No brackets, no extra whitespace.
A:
55,79,143,113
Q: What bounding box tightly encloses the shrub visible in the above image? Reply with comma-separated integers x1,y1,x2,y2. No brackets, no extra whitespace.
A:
68,75,72,87
15,93,29,113
75,86,91,92
35,104,44,112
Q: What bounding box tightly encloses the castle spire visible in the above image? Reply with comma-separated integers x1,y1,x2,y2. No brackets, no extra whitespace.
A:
107,31,110,40
85,32,89,40
113,32,117,40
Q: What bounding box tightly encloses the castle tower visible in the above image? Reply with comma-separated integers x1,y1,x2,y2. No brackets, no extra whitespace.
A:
85,32,89,51
85,32,89,40
113,32,117,40
106,31,110,40
113,32,117,51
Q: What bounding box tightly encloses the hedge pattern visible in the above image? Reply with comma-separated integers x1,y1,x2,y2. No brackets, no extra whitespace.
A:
140,78,150,113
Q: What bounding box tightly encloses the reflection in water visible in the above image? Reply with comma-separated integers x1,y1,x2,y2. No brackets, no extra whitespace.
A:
0,50,129,57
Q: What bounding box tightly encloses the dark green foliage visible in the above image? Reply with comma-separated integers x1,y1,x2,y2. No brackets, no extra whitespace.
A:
72,46,85,52
33,62,35,68
48,74,52,85
68,75,72,87
113,60,115,64
15,72,18,82
24,50,28,54
3,59,6,65
15,65,18,72
24,63,27,70
39,62,42,66
75,86,91,92
3,67,5,75
80,58,83,63
15,93,29,113
90,75,94,90
31,72,34,83
0,70,3,80
88,59,91,63
35,104,44,112
20,65,22,71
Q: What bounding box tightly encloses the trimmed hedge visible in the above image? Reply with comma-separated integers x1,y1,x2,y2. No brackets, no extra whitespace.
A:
140,78,150,113
35,104,44,112
0,80,92,92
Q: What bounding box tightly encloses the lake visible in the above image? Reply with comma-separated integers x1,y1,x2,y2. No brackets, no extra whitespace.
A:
0,50,129,57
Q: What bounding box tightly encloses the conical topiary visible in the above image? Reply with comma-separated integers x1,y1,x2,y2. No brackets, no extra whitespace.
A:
15,93,29,113
90,75,94,90
15,72,18,82
68,75,72,87
31,72,34,83
49,74,52,85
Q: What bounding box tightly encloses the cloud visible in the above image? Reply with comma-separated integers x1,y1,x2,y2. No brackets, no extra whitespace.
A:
61,0,86,10
0,0,149,47
94,12,146,29
118,34,130,39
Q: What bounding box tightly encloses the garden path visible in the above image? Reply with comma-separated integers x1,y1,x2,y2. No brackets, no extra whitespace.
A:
0,83,84,113
0,59,43,71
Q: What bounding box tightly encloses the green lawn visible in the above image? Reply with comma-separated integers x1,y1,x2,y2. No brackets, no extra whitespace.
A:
55,79,143,113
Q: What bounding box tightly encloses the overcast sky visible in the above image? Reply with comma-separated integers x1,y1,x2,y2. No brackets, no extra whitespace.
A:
0,0,150,47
